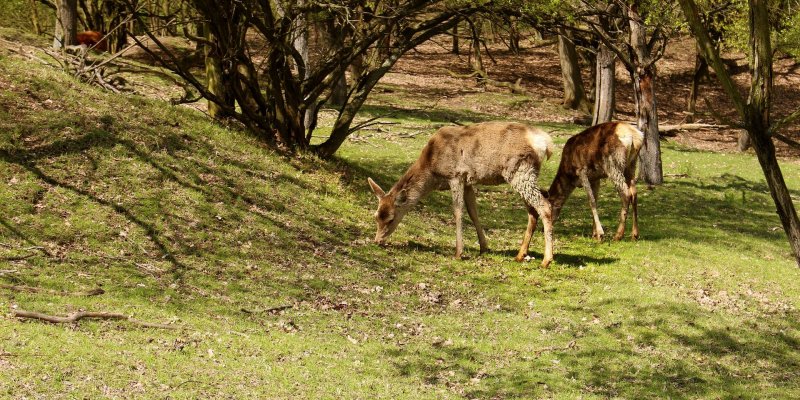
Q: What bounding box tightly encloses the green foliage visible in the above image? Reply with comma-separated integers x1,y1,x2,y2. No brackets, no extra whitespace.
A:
1,43,800,398
0,0,53,33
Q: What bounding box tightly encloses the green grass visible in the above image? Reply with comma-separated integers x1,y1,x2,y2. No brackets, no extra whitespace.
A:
1,46,800,399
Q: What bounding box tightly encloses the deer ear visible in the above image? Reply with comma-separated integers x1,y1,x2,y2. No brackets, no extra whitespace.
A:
367,177,385,199
394,188,409,206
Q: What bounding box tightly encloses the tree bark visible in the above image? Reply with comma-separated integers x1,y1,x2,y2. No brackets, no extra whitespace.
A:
204,23,231,119
592,43,616,124
558,28,592,114
30,0,42,35
687,47,708,123
451,24,459,55
629,4,663,185
678,0,800,267
53,0,78,48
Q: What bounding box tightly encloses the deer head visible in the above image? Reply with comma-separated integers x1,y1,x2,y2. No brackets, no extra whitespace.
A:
368,177,411,244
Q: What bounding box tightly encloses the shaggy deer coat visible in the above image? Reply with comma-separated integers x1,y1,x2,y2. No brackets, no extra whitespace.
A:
368,121,556,267
548,121,643,241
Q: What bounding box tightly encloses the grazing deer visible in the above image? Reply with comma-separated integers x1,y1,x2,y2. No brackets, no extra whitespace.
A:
77,31,107,52
521,122,643,251
367,121,556,267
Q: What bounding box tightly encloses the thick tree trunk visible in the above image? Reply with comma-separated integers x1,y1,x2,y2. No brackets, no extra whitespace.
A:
204,24,231,119
629,5,663,185
687,48,708,123
53,0,78,48
633,67,663,185
558,28,591,114
592,43,615,124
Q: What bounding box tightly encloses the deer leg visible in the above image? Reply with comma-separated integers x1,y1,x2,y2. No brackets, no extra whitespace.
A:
609,166,631,241
629,176,639,240
581,174,604,241
514,205,538,262
508,166,553,268
464,185,489,254
449,178,465,259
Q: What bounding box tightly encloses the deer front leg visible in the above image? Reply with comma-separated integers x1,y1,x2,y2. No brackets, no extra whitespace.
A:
449,178,465,259
464,185,489,254
508,168,553,268
581,174,604,241
514,205,538,262
609,167,631,241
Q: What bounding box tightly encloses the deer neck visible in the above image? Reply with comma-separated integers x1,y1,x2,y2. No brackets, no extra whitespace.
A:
547,172,575,221
391,166,437,210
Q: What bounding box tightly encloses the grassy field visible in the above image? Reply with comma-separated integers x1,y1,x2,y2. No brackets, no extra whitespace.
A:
1,43,800,399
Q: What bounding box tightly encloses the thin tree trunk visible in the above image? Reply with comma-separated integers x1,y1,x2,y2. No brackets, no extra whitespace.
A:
451,24,459,55
678,0,800,267
558,28,591,114
469,19,486,82
746,0,800,266
687,47,708,123
593,43,615,124
53,0,78,48
29,0,42,35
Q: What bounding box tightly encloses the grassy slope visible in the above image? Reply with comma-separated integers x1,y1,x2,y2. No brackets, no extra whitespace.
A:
0,48,799,399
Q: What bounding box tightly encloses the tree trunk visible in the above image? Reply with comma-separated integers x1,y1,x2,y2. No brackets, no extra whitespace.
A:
29,0,42,35
204,23,231,119
53,0,78,48
687,47,708,123
558,28,591,114
629,5,663,185
508,18,520,53
330,74,348,107
592,43,615,124
469,20,486,82
678,0,800,267
746,0,800,267
451,24,459,55
633,67,663,185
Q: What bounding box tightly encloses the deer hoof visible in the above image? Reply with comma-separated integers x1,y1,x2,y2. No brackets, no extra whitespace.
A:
540,258,552,268
632,232,639,241
613,233,624,241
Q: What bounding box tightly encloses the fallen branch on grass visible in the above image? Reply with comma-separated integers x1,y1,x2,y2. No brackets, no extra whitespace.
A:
13,309,180,330
0,284,104,296
658,123,737,136
240,304,293,314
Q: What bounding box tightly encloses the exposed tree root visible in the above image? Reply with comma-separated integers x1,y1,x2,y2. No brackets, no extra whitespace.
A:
13,309,180,330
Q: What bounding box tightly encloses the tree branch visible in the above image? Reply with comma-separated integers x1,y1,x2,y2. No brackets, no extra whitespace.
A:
14,309,180,329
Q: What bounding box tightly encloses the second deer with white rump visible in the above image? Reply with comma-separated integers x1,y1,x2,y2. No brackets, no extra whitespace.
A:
367,121,556,267
531,121,643,246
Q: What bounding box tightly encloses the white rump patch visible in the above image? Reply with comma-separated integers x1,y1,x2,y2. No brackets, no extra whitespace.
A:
526,130,554,161
615,123,644,153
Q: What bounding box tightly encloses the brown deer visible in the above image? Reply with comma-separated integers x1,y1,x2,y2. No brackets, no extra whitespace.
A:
367,121,556,267
520,122,643,251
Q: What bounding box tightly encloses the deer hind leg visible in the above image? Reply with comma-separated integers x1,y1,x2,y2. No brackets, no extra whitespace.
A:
514,205,538,262
627,169,639,240
608,164,631,241
464,185,489,254
581,173,604,241
508,165,553,268
449,177,466,259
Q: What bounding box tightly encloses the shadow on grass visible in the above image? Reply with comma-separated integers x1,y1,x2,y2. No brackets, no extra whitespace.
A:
384,297,800,398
